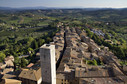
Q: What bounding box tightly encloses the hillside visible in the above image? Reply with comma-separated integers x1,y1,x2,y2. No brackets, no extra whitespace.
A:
0,8,127,66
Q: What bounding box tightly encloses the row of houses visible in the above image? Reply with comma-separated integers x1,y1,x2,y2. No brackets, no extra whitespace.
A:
52,27,65,62
0,22,127,84
56,26,127,84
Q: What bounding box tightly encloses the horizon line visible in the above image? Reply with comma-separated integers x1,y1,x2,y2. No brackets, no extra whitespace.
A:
0,6,127,9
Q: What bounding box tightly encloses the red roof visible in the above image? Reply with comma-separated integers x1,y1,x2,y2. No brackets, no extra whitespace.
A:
27,63,34,68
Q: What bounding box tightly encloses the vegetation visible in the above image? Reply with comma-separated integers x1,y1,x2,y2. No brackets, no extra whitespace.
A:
0,8,127,67
120,60,127,66
85,28,127,60
0,52,6,62
0,9,59,67
83,59,104,66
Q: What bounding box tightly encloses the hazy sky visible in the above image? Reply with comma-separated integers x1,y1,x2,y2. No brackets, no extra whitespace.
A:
0,0,127,8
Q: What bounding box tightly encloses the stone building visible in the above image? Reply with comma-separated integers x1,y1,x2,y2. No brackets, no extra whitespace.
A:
40,44,56,84
19,68,42,84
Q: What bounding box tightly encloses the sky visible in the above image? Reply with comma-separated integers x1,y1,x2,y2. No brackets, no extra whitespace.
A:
0,0,127,8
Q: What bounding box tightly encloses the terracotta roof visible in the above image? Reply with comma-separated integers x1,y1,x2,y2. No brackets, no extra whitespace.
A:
1,68,14,74
1,79,22,84
56,71,75,80
0,63,3,66
27,63,34,68
4,56,14,62
56,33,60,36
79,77,125,84
19,68,41,81
2,74,16,79
5,60,14,67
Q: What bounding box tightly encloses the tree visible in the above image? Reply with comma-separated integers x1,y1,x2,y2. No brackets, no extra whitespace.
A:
113,46,125,59
109,31,117,37
44,32,48,36
0,52,6,62
86,28,93,38
27,37,34,46
93,59,98,66
105,33,111,39
21,57,28,67
27,48,34,55
38,39,45,46
46,37,52,43
14,57,20,66
32,40,38,49
119,38,126,44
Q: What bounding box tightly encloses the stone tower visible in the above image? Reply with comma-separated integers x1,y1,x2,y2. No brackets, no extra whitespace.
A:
40,44,56,84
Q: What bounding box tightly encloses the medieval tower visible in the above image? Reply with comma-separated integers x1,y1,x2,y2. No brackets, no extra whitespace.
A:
40,44,56,84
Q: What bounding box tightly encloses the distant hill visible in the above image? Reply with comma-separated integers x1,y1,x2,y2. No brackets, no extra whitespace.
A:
0,7,13,10
0,6,127,11
0,6,49,10
17,6,49,10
